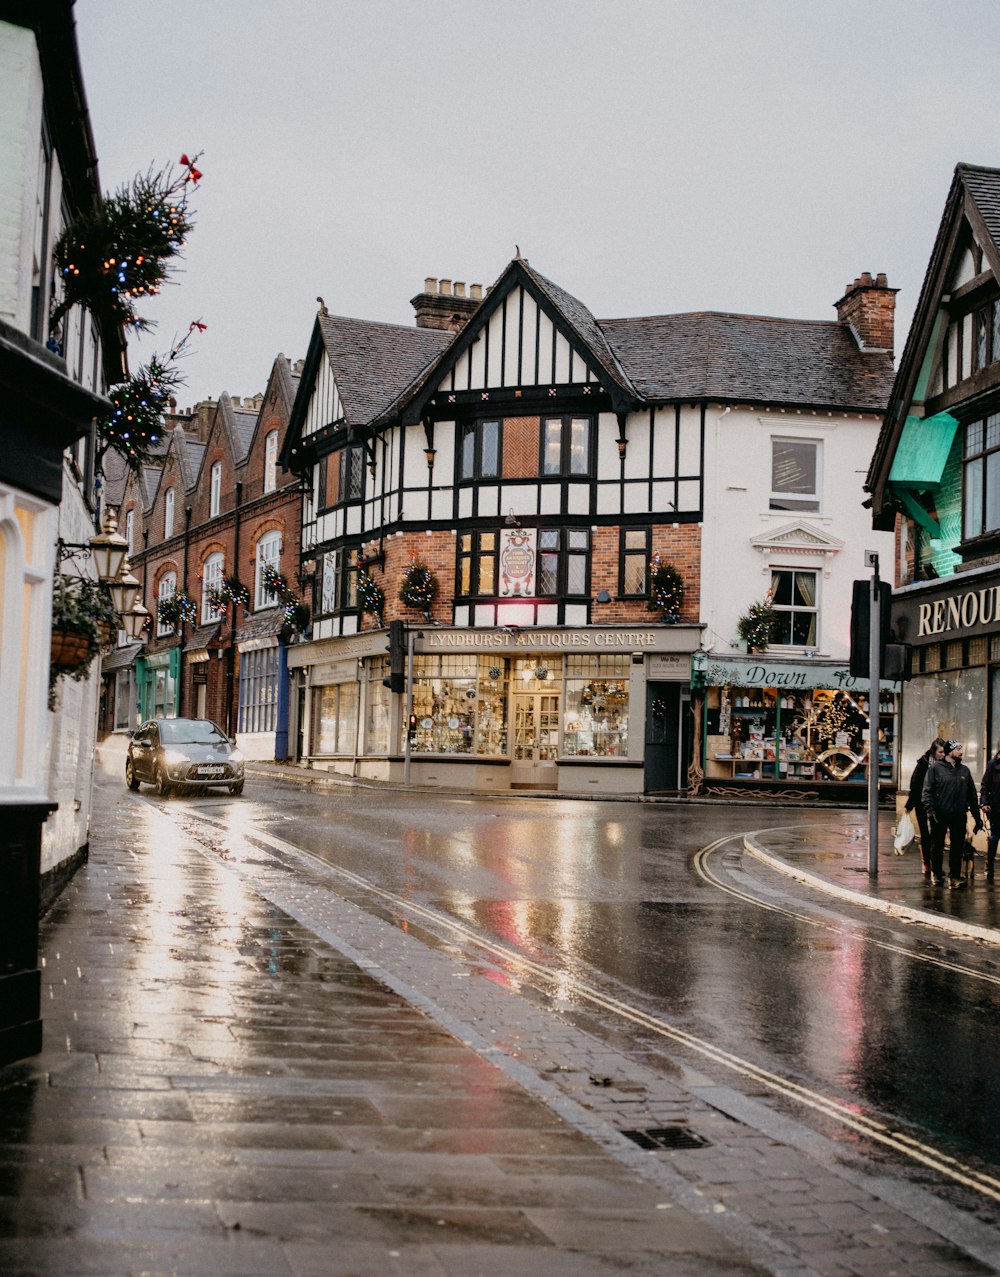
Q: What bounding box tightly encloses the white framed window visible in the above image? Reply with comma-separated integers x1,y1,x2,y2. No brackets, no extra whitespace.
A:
210,461,222,517
157,571,177,636
770,438,821,513
770,569,818,647
164,487,175,539
264,431,279,494
0,485,53,797
202,552,224,623
255,531,281,608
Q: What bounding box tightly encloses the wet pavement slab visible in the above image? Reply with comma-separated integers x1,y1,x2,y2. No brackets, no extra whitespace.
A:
4,756,1000,1277
0,783,764,1277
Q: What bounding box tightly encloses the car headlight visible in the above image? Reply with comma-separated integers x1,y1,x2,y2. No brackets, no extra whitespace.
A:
229,750,244,764
162,749,188,767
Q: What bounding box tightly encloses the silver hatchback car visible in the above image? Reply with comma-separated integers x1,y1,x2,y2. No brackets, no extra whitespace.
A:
126,718,245,797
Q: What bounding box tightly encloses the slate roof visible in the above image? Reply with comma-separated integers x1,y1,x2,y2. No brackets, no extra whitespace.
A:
598,312,894,411
317,315,450,427
520,262,639,400
183,622,220,653
231,408,257,461
236,606,286,644
960,163,1000,259
100,641,142,673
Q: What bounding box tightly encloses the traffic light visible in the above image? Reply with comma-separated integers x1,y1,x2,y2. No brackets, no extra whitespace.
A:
407,713,418,742
849,579,911,679
383,619,405,694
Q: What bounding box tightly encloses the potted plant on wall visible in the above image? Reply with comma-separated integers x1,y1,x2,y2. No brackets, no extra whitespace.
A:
50,574,117,679
737,593,778,653
647,554,685,622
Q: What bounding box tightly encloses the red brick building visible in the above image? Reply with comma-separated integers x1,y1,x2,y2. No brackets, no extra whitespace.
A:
111,356,303,757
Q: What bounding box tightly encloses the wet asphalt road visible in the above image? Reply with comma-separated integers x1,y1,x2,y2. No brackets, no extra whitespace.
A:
112,765,1000,1202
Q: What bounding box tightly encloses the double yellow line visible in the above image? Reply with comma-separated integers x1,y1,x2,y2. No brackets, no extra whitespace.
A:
176,808,1000,1206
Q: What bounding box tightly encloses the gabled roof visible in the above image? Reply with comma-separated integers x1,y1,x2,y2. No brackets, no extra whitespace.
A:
385,258,641,426
867,163,1000,527
599,312,892,410
319,314,450,427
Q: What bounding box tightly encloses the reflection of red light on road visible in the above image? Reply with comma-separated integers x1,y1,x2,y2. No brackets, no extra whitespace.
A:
480,967,518,992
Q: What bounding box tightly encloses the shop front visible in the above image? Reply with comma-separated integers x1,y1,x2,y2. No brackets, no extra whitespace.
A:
287,624,702,794
698,653,899,801
891,568,1000,795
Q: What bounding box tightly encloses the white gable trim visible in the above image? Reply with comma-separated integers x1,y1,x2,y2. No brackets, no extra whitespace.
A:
439,286,600,395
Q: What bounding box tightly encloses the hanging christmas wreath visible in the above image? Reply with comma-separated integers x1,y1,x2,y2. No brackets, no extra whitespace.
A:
259,563,310,633
207,573,250,619
356,564,385,626
398,561,438,611
737,593,778,652
50,153,202,336
157,590,197,629
647,554,685,619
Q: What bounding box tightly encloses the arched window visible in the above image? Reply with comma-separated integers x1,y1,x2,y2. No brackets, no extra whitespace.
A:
255,531,281,608
202,552,224,623
210,461,222,517
164,488,175,539
157,571,177,636
264,431,279,494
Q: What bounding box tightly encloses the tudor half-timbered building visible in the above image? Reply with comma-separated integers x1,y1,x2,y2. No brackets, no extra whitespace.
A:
868,163,1000,788
282,258,895,796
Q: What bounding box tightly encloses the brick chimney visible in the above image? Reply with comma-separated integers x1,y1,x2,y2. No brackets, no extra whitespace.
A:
411,277,483,331
834,272,897,352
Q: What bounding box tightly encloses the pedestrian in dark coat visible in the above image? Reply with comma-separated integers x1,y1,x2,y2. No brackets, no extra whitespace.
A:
979,747,1000,883
905,738,946,876
922,740,983,888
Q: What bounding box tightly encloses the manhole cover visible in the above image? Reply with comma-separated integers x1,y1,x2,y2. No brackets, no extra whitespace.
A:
621,1126,710,1151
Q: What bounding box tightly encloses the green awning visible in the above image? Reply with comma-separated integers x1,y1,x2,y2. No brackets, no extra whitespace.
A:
888,411,959,488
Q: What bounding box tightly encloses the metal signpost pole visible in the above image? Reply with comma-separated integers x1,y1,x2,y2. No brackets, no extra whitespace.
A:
867,551,881,876
404,627,416,786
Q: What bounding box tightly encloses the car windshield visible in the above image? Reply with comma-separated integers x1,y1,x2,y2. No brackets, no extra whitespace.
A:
159,720,228,746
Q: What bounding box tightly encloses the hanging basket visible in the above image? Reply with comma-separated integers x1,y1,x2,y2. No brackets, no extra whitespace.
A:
51,628,94,668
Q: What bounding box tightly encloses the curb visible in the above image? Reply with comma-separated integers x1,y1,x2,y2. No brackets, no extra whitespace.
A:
743,830,1000,948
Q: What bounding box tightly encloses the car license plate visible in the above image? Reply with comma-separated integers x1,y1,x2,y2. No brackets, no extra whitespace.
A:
197,765,225,776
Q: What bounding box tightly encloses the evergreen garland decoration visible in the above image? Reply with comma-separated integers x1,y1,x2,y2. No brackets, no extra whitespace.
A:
356,564,385,626
98,321,206,470
398,561,438,611
157,590,197,628
647,553,684,617
50,153,203,336
737,593,778,651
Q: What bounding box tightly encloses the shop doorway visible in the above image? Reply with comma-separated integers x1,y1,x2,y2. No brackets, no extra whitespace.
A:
511,690,560,788
644,682,681,792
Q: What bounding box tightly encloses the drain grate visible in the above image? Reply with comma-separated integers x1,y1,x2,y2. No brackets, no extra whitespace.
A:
621,1126,710,1151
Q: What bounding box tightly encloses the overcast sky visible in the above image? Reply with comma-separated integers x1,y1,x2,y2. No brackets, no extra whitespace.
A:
74,0,1000,409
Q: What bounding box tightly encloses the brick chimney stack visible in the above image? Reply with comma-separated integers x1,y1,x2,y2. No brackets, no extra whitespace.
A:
834,272,898,352
411,277,483,331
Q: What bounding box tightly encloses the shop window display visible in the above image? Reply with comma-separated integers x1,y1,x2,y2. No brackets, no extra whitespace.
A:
409,655,509,756
365,657,390,754
312,681,359,755
563,654,630,758
705,685,896,785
